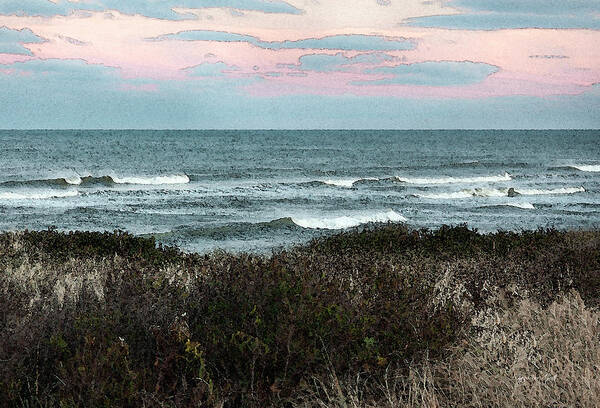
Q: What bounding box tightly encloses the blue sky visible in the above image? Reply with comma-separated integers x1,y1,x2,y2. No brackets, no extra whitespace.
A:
1,58,598,128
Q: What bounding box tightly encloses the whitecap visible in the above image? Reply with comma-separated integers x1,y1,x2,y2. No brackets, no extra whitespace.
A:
417,186,585,199
416,191,474,199
0,190,79,200
322,177,379,188
111,174,190,185
568,165,600,172
516,187,585,195
417,188,507,199
396,172,511,185
499,202,535,210
291,209,407,230
137,209,195,215
64,176,83,185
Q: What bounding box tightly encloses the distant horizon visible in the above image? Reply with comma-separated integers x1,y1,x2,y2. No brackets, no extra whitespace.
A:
1,128,599,131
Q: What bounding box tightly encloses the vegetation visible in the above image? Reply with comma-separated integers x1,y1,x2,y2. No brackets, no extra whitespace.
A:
1,225,599,407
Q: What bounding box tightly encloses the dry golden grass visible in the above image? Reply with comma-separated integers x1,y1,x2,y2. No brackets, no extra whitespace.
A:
441,291,600,407
294,291,600,408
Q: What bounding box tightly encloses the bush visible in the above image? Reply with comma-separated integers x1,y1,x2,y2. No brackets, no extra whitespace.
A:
0,225,599,407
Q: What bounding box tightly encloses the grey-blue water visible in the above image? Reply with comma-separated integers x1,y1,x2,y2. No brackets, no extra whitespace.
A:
1,130,599,253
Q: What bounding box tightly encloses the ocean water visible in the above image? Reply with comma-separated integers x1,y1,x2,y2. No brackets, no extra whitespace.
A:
0,129,599,253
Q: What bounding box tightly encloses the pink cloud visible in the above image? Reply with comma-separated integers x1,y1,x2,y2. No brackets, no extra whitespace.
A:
0,54,34,65
1,10,598,99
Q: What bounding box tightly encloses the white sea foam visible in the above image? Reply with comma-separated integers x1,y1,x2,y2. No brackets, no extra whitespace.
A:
322,179,359,188
64,176,83,185
396,172,511,185
569,165,600,172
0,190,79,200
417,186,585,199
111,174,190,185
138,209,195,215
322,177,378,188
499,202,535,209
291,209,407,230
417,188,508,199
516,187,585,195
417,191,472,199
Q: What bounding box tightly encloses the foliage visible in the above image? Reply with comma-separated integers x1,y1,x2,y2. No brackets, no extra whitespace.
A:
0,225,599,407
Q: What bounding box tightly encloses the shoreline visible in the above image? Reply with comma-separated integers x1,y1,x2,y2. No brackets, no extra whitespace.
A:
2,224,600,407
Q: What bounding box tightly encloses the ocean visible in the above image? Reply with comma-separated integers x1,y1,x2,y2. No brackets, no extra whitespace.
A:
0,129,599,253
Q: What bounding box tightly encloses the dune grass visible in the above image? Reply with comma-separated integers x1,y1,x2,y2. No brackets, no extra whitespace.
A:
1,225,599,407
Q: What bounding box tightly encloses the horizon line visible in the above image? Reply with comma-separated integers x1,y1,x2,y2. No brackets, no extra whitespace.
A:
1,128,599,131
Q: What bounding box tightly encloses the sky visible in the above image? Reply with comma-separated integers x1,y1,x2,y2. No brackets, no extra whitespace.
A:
0,0,599,129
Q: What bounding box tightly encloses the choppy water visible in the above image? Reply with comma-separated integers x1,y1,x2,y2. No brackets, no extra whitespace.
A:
0,130,599,253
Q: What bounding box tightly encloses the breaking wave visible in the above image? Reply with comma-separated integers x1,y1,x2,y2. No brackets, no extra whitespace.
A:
0,190,79,200
291,210,407,230
516,187,585,195
321,177,379,188
111,174,190,185
396,172,511,185
568,165,600,172
496,202,535,210
0,174,190,187
64,176,83,185
416,186,585,199
416,188,507,199
0,176,83,187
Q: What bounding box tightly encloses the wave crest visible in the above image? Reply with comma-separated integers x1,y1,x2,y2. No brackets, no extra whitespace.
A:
0,174,190,188
497,202,535,210
417,188,507,199
291,210,406,230
396,172,511,185
418,186,585,199
569,165,600,172
516,187,585,195
64,176,83,185
0,190,78,200
321,177,379,188
111,174,190,185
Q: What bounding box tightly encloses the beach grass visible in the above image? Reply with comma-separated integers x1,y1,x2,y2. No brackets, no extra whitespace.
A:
1,225,599,407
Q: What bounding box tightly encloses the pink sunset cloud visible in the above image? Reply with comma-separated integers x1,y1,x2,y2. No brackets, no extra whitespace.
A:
0,54,33,65
0,3,599,99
